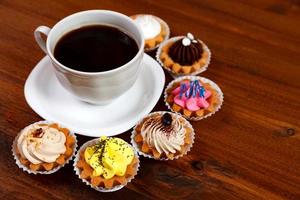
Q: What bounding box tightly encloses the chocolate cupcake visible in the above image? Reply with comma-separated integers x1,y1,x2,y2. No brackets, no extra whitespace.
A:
156,33,211,77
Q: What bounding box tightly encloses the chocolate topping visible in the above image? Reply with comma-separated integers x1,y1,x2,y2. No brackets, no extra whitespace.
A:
162,113,172,126
168,33,203,65
143,115,175,137
32,128,44,138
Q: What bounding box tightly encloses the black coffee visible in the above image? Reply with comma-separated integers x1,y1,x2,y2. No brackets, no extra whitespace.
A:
54,25,139,72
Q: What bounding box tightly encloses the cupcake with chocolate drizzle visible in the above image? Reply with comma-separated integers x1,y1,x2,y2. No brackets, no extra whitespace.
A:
157,33,211,76
131,111,194,160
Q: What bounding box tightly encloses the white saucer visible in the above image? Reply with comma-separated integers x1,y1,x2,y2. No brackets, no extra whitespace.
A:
24,54,165,137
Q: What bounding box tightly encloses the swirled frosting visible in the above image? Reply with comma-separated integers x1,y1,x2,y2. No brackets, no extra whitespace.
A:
17,124,66,164
168,33,203,65
141,113,186,155
133,15,161,40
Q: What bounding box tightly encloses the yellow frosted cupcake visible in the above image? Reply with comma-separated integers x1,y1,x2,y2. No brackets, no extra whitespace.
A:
74,136,139,192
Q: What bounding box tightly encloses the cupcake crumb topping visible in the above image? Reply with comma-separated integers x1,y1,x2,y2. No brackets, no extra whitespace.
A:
32,128,43,138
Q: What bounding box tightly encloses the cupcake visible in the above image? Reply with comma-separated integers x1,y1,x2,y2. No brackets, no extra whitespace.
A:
164,76,223,121
131,14,170,51
12,121,77,174
131,111,194,160
157,33,211,77
74,137,139,192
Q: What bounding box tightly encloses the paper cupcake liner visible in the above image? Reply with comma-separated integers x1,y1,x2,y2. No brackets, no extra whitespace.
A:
12,120,78,175
131,111,195,161
156,36,211,78
164,76,224,121
73,138,140,192
131,14,170,52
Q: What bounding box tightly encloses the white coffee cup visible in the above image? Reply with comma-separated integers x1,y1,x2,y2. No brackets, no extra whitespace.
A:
34,10,144,105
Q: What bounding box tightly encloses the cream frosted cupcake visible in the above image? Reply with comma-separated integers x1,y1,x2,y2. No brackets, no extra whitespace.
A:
157,33,211,77
131,111,194,160
74,137,140,192
12,121,77,174
131,14,170,51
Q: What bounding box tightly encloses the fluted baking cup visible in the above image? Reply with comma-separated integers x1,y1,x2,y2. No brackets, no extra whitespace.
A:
73,138,140,192
164,76,224,121
131,14,170,52
131,111,195,161
156,36,211,78
12,120,78,175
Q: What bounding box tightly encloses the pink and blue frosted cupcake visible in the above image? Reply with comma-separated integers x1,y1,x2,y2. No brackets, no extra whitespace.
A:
164,76,223,121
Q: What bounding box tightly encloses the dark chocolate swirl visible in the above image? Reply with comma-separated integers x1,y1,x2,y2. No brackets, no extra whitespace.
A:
168,38,203,65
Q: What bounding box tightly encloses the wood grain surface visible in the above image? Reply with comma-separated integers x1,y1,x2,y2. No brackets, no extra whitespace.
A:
0,0,300,199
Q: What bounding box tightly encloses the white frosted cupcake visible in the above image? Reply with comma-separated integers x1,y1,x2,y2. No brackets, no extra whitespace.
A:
12,121,77,174
131,14,170,51
131,111,194,160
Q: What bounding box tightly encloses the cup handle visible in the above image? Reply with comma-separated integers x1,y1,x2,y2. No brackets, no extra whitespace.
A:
34,26,51,54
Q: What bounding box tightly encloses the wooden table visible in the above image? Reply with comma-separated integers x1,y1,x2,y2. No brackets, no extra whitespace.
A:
1,0,299,199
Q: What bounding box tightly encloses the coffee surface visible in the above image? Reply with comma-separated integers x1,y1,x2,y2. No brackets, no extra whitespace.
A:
54,25,139,72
